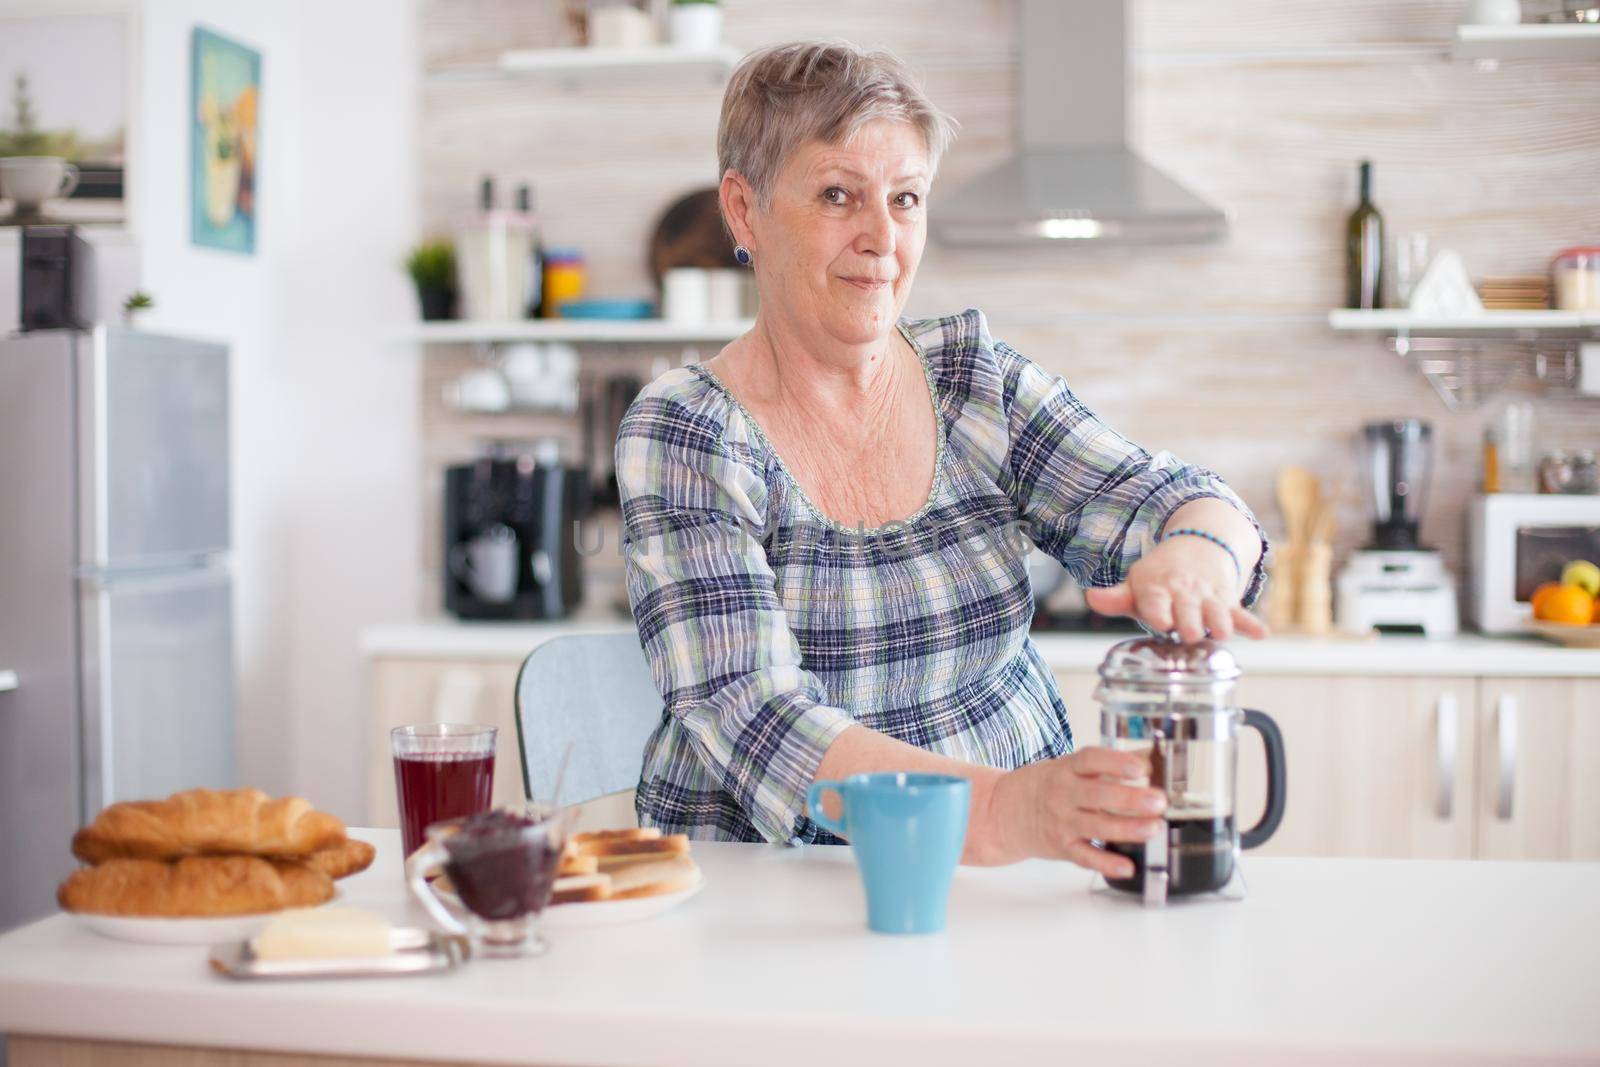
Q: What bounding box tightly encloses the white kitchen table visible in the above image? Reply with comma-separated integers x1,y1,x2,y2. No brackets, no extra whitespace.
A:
2,830,1597,1067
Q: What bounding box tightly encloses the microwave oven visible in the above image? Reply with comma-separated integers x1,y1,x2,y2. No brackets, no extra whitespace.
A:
1467,493,1600,633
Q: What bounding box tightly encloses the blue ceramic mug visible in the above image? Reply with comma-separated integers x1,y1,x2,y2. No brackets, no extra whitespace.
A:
807,772,971,935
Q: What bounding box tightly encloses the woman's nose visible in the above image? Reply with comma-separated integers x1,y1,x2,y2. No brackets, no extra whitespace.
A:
856,201,897,258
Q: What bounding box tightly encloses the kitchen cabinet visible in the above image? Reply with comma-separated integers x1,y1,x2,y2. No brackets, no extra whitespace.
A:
1055,671,1480,860
366,658,525,826
1230,676,1478,860
1474,677,1600,861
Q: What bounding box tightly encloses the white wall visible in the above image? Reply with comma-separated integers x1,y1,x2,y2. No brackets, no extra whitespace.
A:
132,0,420,819
267,3,420,817
128,0,301,803
0,0,421,817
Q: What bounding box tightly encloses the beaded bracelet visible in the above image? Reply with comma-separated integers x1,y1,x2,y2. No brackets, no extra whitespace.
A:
1161,528,1242,582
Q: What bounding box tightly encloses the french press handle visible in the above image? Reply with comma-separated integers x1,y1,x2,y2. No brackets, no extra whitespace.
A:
1240,708,1287,850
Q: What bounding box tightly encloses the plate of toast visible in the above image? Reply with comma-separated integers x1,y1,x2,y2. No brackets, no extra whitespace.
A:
432,826,703,927
545,827,702,926
58,788,375,945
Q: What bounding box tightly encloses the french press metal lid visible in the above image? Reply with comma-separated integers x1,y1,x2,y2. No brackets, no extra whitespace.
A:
1094,633,1287,907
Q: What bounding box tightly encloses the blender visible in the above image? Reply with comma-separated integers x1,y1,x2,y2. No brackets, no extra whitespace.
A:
1094,635,1288,907
1335,419,1460,637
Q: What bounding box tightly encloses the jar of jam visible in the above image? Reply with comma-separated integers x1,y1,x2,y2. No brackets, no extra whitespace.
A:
406,804,567,956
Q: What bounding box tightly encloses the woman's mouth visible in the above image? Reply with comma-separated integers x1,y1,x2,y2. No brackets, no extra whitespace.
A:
839,276,892,291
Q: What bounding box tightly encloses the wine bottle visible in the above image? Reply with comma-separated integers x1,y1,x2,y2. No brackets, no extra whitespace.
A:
516,183,544,319
1345,160,1384,309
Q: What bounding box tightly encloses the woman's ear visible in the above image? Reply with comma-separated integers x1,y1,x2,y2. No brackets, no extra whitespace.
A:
719,169,757,253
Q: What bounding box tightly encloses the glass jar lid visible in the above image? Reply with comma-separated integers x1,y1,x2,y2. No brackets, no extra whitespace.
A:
1097,633,1241,689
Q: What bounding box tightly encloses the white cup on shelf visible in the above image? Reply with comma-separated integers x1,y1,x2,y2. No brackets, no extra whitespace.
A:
1467,0,1521,24
663,268,711,324
446,366,511,413
0,156,79,214
589,4,656,48
668,2,723,49
706,269,744,321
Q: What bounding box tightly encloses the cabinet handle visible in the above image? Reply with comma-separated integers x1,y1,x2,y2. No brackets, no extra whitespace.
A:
1434,692,1457,819
1495,693,1518,821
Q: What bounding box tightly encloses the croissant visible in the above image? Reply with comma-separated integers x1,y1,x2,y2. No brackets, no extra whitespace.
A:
57,856,334,917
296,837,376,880
72,788,346,864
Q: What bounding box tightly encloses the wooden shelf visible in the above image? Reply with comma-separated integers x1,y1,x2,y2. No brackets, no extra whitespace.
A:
1452,23,1600,60
499,44,741,75
1328,309,1600,337
401,318,753,345
425,46,742,86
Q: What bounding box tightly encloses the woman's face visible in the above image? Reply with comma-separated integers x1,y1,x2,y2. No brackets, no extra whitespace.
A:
745,119,930,347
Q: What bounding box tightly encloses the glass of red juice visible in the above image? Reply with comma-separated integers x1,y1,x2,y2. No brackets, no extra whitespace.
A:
391,723,497,857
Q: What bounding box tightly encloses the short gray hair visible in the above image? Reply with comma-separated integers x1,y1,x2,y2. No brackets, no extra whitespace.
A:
718,41,958,207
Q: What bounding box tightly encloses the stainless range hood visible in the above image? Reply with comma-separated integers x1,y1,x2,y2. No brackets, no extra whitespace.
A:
934,0,1228,246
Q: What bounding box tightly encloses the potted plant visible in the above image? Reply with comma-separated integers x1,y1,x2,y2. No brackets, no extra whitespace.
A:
405,239,458,321
121,291,154,327
668,0,721,50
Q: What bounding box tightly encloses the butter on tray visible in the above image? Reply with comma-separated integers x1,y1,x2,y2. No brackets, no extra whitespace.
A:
251,906,393,960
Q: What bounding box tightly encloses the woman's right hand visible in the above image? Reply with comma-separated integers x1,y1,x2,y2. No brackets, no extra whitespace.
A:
969,748,1167,875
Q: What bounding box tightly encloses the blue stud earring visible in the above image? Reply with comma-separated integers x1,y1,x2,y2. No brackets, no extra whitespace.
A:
734,245,752,267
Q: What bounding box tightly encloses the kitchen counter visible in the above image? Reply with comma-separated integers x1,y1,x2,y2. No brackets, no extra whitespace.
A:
362,616,1600,678
1,830,1597,1066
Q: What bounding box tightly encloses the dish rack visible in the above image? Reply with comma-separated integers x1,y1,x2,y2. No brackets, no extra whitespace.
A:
1328,310,1600,410
1388,334,1581,410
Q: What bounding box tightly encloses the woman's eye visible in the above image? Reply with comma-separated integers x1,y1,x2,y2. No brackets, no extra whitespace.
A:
894,192,921,209
822,186,850,205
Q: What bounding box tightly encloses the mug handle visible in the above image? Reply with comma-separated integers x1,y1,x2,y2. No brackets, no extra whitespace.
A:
1240,708,1288,850
447,543,476,584
806,780,847,837
405,839,468,936
58,164,79,198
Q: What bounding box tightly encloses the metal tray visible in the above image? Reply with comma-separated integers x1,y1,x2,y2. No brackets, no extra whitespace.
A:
209,927,470,980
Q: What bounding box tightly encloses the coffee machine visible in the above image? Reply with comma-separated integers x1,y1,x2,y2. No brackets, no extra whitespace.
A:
443,441,587,620
21,225,95,330
1335,419,1460,638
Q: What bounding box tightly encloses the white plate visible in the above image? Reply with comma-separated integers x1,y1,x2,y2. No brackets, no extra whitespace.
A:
432,873,704,928
71,888,344,946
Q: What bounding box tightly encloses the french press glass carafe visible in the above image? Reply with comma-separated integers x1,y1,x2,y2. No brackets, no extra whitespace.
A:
1094,634,1288,906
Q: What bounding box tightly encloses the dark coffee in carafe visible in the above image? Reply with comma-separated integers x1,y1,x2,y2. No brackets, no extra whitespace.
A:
1105,815,1235,897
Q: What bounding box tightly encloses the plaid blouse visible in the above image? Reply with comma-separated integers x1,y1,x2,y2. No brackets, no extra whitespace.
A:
617,308,1266,845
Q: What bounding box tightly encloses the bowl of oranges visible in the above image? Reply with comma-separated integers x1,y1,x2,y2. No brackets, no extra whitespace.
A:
1527,560,1600,648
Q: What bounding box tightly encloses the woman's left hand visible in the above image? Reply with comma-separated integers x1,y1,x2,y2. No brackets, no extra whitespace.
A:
1083,534,1268,643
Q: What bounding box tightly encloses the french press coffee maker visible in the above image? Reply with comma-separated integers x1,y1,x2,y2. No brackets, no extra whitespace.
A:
1094,634,1288,906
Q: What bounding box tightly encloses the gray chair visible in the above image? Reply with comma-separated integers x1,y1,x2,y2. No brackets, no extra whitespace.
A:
513,630,663,824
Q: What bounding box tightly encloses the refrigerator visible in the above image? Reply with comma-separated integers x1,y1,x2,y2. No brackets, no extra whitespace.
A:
0,326,236,931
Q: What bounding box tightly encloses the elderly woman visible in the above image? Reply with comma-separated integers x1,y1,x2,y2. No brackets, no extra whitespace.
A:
616,42,1267,876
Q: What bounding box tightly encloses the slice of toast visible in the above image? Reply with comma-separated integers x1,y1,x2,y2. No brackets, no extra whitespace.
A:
604,856,701,901
571,827,660,846
576,833,690,866
549,873,612,905
557,851,598,877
